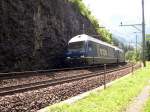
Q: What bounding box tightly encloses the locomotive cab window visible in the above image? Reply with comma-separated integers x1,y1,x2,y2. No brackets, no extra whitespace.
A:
68,41,85,52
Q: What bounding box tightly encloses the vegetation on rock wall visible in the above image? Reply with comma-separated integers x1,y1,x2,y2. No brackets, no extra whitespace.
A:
0,0,98,72
69,0,112,43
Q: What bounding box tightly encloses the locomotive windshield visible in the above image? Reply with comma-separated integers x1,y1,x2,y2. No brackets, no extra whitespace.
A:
68,41,85,52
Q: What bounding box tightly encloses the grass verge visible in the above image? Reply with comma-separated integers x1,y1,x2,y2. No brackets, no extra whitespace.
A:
43,63,150,112
143,95,150,112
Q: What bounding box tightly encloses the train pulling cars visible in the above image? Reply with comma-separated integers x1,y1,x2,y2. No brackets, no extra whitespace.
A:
65,34,125,66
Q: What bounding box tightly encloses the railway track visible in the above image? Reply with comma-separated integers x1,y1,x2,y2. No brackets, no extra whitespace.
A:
0,64,132,96
0,65,103,80
0,63,125,80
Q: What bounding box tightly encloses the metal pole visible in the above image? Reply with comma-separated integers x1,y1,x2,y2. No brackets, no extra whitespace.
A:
83,24,85,34
142,0,146,67
129,41,130,50
136,34,137,54
104,64,106,89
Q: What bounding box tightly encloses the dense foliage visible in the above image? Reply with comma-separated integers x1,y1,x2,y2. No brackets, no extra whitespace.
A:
125,50,140,62
69,0,112,43
146,41,150,61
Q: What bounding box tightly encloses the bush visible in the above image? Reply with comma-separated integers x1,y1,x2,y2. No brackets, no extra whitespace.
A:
125,51,140,62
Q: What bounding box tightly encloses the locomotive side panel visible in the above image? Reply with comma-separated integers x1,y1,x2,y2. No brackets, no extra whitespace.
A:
86,41,117,65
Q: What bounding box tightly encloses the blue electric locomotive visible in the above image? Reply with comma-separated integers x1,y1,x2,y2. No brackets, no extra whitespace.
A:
65,34,125,65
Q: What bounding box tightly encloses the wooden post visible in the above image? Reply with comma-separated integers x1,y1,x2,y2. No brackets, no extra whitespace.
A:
104,64,106,89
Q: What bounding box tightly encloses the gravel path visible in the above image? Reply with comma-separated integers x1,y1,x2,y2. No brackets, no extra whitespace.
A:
125,81,150,112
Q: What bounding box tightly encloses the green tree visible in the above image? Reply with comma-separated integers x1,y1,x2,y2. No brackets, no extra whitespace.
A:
125,50,140,62
145,34,150,60
146,41,150,60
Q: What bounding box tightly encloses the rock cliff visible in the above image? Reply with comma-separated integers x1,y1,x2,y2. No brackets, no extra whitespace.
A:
0,0,97,72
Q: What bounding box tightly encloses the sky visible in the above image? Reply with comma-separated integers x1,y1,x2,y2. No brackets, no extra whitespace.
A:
83,0,150,45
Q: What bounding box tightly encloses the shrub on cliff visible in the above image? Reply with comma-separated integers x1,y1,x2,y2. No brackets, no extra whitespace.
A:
69,0,112,43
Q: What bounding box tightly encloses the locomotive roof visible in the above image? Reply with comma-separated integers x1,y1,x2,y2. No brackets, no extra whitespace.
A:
69,34,123,52
114,46,123,52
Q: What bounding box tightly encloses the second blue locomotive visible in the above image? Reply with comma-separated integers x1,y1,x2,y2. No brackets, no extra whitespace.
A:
65,34,125,66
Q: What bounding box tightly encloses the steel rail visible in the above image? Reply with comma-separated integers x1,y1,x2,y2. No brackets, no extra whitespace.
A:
0,64,132,96
0,63,124,80
0,65,106,80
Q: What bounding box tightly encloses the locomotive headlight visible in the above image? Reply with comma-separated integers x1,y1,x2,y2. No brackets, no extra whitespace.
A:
67,57,71,59
80,55,85,58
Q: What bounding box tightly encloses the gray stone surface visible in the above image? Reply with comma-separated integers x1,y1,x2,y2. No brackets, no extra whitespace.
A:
0,0,97,72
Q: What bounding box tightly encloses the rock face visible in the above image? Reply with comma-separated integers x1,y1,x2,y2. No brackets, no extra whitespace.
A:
0,0,97,72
